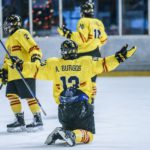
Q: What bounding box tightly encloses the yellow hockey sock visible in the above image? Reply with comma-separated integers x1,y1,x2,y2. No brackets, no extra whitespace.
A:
27,98,40,113
7,94,22,113
73,129,94,144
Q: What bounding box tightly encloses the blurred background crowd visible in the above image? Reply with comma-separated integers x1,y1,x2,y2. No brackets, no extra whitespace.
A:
1,0,148,37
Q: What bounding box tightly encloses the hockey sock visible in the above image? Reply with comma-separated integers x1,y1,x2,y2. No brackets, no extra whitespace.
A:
27,98,40,113
73,129,93,144
7,94,22,113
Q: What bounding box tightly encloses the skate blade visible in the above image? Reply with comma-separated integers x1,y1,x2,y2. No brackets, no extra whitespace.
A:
57,130,74,146
7,126,26,133
26,125,43,132
45,127,62,145
45,134,54,145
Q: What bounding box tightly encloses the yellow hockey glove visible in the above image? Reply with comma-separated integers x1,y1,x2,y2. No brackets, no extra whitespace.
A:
57,25,72,39
126,46,137,58
115,45,137,63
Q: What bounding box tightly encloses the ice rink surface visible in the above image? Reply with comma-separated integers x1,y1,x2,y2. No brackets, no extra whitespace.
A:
0,77,150,150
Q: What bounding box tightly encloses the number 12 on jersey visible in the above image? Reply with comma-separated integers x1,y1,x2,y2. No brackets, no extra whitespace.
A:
94,29,101,38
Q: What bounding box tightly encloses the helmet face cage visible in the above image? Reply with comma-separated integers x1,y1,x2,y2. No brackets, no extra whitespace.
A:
81,2,94,17
3,14,22,35
61,40,78,60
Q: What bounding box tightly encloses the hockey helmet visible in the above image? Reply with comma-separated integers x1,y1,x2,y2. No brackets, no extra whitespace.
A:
61,40,78,60
3,14,22,35
81,2,94,17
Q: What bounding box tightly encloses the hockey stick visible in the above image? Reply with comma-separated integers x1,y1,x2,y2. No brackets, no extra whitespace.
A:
0,40,47,116
0,83,3,90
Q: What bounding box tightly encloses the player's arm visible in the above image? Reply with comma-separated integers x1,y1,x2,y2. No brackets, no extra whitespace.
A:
57,25,72,39
99,21,108,45
104,45,136,72
16,30,42,66
35,59,53,80
57,19,89,45
23,59,53,81
8,56,53,81
94,45,137,74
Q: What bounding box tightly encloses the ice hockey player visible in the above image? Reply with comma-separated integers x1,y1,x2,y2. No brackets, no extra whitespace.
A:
57,2,107,57
57,2,108,103
10,40,137,146
0,14,43,132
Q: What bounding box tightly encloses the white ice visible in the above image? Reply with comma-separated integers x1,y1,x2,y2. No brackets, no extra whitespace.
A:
0,77,150,150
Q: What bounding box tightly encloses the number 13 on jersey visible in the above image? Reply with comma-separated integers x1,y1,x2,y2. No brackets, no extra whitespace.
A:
60,76,79,90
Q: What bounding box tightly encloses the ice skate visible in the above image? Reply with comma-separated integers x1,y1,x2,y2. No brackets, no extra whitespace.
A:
45,127,75,146
57,128,76,146
45,127,63,145
7,112,26,132
26,112,43,132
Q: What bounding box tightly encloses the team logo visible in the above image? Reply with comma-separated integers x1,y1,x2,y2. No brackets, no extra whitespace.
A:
80,24,84,29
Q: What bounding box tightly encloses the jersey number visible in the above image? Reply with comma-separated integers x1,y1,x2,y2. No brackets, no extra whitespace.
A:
60,76,79,90
24,33,30,40
94,29,101,38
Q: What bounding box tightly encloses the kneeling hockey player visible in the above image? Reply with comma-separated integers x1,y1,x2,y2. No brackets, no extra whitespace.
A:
10,40,136,146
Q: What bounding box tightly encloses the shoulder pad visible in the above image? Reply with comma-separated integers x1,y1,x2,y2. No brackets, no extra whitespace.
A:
47,57,59,62
17,29,30,36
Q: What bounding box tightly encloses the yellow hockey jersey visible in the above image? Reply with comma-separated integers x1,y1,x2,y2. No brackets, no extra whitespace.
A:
2,29,42,81
21,46,136,104
23,56,120,104
70,18,108,53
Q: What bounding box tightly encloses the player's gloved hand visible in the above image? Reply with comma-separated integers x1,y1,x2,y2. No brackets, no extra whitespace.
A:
31,54,42,66
10,56,23,71
0,69,8,84
57,25,72,39
115,45,137,63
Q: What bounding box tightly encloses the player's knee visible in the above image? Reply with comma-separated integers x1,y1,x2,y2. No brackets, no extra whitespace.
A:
88,131,94,143
73,129,94,144
7,94,19,100
83,131,93,144
7,94,21,113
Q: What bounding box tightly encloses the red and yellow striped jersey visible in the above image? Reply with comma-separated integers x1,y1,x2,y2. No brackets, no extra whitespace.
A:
2,29,42,81
70,17,108,53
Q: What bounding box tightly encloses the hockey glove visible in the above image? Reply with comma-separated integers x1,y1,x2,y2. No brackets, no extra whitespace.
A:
31,54,42,66
10,56,23,71
115,45,137,63
57,25,72,39
0,69,8,84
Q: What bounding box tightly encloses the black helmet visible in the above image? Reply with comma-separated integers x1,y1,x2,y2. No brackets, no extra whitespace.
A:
61,40,78,60
3,14,22,35
81,2,94,17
